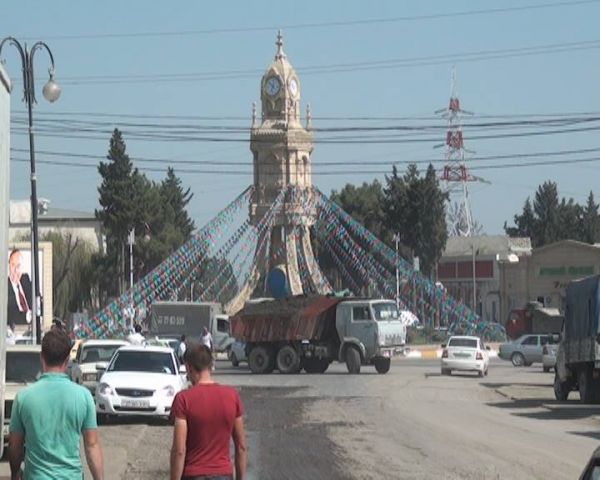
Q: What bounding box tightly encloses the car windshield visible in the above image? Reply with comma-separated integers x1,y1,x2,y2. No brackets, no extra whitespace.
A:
81,345,123,364
448,338,478,349
6,351,42,383
108,351,176,375
372,303,400,321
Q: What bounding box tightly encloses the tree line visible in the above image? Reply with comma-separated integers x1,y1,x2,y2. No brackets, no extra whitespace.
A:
504,181,600,247
321,163,449,279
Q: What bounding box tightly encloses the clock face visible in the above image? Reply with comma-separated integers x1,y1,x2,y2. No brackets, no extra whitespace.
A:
289,78,298,96
266,77,281,96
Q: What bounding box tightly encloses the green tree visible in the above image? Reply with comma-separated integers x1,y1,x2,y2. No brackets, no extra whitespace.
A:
42,232,96,320
504,198,536,239
95,129,196,297
330,180,388,242
582,191,600,244
505,181,589,247
160,167,195,239
384,164,448,277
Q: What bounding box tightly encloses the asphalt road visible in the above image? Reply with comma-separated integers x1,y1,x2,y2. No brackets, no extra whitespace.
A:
2,357,599,479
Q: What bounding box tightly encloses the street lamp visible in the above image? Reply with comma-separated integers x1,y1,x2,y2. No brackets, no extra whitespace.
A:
0,37,61,344
393,233,400,310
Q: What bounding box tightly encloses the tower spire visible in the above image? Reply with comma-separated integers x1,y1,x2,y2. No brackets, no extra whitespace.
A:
275,29,286,60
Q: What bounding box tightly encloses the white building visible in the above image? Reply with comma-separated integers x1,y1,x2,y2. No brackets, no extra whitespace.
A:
9,200,103,252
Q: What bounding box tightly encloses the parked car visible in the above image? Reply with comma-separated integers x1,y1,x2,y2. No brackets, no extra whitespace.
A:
441,336,490,377
95,345,187,420
230,340,247,367
70,339,129,394
542,342,559,373
498,334,558,367
3,345,42,444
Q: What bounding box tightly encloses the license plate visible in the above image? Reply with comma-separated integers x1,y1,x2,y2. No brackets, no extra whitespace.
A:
454,352,470,358
121,399,150,408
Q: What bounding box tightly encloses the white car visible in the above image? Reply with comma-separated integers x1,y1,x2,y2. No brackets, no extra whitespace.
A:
4,346,42,444
95,345,187,419
71,339,129,394
441,336,490,377
542,343,558,373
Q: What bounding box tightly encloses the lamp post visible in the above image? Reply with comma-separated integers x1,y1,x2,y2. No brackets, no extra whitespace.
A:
393,233,400,310
0,37,61,344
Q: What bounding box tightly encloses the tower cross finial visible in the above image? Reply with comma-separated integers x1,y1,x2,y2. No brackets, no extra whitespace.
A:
275,29,286,60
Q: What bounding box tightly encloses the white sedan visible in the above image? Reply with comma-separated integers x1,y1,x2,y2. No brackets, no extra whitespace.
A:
71,339,129,394
95,345,187,419
441,336,490,377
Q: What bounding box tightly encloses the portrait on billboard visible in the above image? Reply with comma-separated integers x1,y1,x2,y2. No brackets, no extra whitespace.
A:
7,248,42,331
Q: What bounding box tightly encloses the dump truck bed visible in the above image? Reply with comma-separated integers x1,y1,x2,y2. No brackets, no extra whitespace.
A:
231,296,343,343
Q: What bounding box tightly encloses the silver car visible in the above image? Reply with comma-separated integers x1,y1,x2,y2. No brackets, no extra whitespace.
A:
498,334,558,367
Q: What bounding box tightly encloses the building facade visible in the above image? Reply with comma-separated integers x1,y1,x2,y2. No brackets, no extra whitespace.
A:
438,235,531,324
9,200,103,252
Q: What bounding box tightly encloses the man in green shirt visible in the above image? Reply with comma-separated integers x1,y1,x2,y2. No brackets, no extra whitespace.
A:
8,329,104,480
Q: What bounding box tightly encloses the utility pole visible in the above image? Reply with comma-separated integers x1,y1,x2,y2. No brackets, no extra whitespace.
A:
127,228,135,290
472,242,477,314
393,233,400,310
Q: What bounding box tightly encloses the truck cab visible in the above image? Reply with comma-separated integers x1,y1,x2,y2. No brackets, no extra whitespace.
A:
335,299,406,374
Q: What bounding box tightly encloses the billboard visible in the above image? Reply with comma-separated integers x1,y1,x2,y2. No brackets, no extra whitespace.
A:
7,248,43,330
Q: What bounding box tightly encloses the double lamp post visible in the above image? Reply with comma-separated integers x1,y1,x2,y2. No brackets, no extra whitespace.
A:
1,37,61,344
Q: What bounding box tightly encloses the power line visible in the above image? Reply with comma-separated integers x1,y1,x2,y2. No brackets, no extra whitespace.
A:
19,0,598,41
29,38,600,86
11,154,600,175
11,145,600,167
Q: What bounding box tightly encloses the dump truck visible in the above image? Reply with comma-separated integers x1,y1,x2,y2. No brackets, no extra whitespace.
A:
150,301,234,353
230,295,406,375
554,275,600,403
506,301,564,339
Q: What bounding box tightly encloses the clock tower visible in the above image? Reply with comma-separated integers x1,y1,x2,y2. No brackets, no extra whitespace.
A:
226,31,329,313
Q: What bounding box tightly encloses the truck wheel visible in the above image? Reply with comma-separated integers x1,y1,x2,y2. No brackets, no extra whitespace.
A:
554,372,571,401
374,358,391,374
276,346,301,374
248,346,275,374
345,346,361,374
578,366,595,404
511,352,525,367
303,358,329,374
231,352,239,368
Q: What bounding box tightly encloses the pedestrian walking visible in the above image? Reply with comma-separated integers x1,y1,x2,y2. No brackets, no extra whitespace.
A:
9,328,104,480
200,326,213,350
177,334,187,363
200,326,215,371
127,323,146,346
170,344,247,480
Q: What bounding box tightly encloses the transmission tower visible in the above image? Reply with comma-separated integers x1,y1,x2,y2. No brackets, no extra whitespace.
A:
436,68,487,237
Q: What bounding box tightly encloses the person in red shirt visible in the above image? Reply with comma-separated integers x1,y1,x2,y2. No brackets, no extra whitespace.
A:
170,343,247,480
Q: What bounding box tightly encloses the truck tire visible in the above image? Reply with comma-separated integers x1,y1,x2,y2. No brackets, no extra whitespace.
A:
578,366,596,404
554,372,572,401
276,345,301,374
304,358,329,374
374,358,391,374
248,346,275,374
345,346,361,374
511,352,525,367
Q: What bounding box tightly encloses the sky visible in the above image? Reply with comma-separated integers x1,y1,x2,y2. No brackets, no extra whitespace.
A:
3,0,600,234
